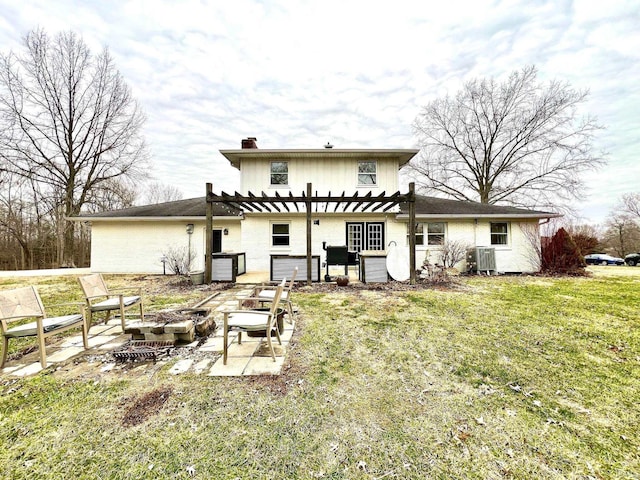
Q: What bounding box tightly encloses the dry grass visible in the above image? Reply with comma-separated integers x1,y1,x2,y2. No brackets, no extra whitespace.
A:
1,270,639,479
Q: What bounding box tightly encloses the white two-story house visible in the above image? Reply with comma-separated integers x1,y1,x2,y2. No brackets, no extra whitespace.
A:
75,137,557,280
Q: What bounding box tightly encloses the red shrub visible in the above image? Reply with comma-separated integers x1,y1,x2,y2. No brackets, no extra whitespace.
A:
541,228,586,275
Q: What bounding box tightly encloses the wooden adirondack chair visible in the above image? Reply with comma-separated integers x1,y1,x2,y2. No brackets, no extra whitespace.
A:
0,286,88,369
78,274,144,331
223,279,285,365
254,266,297,322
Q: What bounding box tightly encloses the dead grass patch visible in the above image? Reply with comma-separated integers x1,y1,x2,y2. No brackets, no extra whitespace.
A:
121,386,173,427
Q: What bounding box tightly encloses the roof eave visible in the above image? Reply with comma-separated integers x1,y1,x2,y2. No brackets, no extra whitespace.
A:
219,148,420,170
396,213,561,220
67,215,242,222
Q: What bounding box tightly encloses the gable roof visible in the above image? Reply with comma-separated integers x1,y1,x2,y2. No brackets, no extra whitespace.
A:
71,197,241,221
398,195,558,219
219,148,419,170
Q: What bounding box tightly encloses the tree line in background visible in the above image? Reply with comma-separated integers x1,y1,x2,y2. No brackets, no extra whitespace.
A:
1,30,636,271
0,29,180,270
550,193,640,264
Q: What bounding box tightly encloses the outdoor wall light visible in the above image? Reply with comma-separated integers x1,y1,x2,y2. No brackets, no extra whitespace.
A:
186,223,194,234
313,219,320,225
223,228,229,235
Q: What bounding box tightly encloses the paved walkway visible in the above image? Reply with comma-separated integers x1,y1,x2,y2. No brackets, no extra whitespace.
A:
1,284,295,378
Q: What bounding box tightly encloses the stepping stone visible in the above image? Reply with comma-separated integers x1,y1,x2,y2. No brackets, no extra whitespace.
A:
169,359,193,375
192,359,212,374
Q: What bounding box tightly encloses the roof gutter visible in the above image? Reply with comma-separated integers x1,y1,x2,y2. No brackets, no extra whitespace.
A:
66,215,243,222
395,213,562,220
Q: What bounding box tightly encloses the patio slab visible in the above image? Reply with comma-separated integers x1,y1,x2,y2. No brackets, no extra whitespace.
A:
46,346,86,363
169,359,193,375
1,283,295,378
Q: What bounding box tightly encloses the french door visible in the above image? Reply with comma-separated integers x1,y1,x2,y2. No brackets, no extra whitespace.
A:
346,222,385,252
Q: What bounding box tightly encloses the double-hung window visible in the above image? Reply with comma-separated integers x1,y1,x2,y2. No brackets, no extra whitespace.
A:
426,222,445,245
270,161,288,186
409,222,446,246
271,223,290,247
357,161,377,186
490,222,509,245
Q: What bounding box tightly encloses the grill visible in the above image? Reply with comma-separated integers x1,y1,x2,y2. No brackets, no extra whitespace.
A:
112,341,175,363
323,243,359,281
326,245,349,265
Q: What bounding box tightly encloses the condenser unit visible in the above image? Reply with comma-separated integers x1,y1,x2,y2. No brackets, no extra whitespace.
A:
466,247,496,273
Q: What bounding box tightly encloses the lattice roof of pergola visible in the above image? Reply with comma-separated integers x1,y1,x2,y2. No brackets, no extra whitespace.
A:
206,189,412,214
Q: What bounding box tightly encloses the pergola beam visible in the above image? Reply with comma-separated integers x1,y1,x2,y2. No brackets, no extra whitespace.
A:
205,183,417,284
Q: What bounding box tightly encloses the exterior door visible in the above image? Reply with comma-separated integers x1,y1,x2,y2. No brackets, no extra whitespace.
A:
346,222,385,252
212,229,222,253
366,222,384,250
347,223,364,252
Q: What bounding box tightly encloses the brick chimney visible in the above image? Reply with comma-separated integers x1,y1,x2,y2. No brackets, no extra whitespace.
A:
241,137,258,149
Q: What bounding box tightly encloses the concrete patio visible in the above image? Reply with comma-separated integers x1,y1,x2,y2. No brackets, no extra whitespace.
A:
0,284,295,378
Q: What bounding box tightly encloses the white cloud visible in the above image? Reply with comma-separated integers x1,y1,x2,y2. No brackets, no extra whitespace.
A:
0,0,638,224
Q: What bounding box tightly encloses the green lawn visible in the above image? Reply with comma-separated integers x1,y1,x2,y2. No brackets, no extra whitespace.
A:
1,271,638,479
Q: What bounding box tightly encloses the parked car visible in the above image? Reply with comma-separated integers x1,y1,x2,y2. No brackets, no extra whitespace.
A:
584,254,625,266
625,253,640,266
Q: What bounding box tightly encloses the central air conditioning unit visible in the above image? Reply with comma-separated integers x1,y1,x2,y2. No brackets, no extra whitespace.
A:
467,247,496,273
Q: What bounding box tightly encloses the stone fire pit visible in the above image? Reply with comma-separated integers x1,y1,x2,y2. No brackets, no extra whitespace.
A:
123,308,213,344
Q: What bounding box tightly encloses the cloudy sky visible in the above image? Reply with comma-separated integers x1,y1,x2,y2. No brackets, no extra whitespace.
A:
1,0,638,224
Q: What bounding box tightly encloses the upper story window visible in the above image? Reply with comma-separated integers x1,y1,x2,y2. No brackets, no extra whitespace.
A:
490,222,509,245
409,222,446,246
357,161,377,186
270,161,288,185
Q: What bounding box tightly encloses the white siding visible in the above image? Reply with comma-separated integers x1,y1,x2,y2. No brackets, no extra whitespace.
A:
241,214,397,272
240,157,399,194
90,220,241,273
388,217,541,273
90,215,541,275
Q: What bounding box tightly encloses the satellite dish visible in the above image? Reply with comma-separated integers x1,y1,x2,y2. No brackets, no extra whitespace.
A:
386,245,410,281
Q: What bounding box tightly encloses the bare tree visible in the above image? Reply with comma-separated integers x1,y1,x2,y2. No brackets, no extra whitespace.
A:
601,214,640,257
0,172,56,269
621,193,640,222
0,174,33,269
565,223,601,255
142,182,184,205
409,66,605,212
0,29,147,266
84,178,137,213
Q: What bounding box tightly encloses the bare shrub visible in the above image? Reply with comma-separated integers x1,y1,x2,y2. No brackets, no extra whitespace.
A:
520,222,542,272
161,245,196,275
440,240,470,268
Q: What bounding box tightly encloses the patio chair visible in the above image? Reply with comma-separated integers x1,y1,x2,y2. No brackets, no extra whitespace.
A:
78,273,144,331
223,279,285,365
0,286,88,369
254,266,297,323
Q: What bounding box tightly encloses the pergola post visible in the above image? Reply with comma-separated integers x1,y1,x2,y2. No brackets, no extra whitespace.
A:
408,182,416,285
206,183,414,284
305,182,312,286
205,182,213,284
